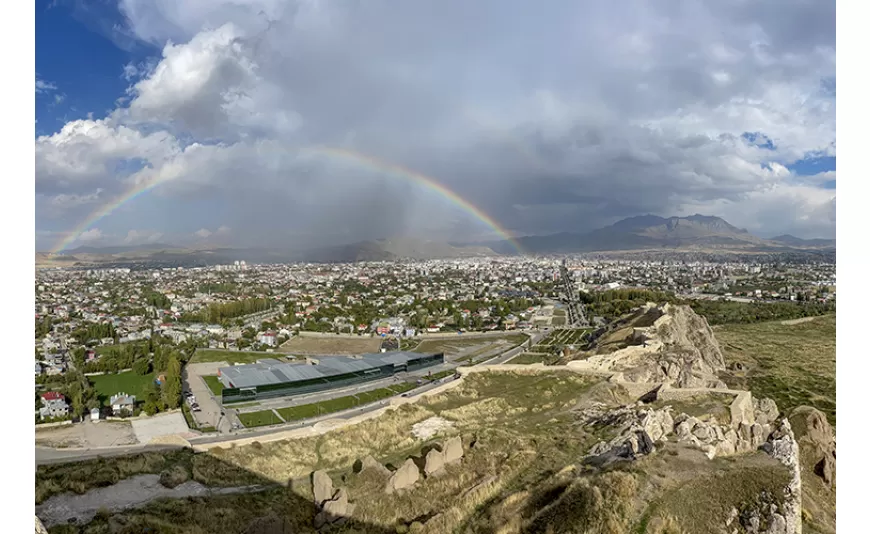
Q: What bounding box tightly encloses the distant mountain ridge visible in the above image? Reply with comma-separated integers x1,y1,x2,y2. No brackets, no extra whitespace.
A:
37,214,834,267
490,214,833,254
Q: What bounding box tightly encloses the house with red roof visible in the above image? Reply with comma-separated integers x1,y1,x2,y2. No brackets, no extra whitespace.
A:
38,392,69,421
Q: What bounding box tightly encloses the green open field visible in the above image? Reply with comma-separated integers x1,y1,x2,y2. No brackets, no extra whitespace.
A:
203,375,224,396
716,314,836,426
89,371,155,406
190,349,283,364
278,335,382,355
233,383,421,428
237,409,284,428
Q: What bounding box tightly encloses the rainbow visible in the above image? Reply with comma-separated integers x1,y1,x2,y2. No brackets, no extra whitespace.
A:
51,145,524,255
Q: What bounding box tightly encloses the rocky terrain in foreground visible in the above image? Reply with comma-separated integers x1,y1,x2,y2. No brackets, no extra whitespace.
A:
36,304,835,534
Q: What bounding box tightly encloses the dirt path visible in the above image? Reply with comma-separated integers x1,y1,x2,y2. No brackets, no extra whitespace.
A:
35,421,138,448
35,474,270,528
780,316,819,326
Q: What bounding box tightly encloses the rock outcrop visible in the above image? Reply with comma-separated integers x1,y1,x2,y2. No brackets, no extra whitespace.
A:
761,419,802,534
442,436,464,464
790,406,836,488
573,304,729,389
423,447,445,477
386,459,420,494
312,470,334,506
315,487,354,529
355,455,392,477
35,517,48,534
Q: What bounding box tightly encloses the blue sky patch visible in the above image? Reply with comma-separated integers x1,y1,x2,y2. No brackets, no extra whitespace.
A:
787,155,836,176
741,132,776,150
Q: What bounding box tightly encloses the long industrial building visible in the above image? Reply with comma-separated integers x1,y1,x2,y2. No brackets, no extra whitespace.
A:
217,351,444,403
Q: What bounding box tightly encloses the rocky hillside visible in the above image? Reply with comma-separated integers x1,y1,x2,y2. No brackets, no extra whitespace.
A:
35,303,835,534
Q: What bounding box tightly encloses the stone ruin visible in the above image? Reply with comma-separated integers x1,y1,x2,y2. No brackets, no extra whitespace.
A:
310,470,354,529
384,435,465,494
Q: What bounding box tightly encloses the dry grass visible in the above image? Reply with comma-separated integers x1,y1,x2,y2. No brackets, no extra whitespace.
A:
715,314,836,425
278,336,383,355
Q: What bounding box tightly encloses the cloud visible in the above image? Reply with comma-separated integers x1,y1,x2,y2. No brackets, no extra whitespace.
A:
194,228,212,238
36,0,836,245
36,78,58,94
77,228,105,243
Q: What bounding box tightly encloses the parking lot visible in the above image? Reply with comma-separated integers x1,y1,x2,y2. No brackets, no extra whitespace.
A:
182,362,227,431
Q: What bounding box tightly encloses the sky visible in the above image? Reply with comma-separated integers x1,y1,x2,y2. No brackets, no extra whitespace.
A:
35,0,836,252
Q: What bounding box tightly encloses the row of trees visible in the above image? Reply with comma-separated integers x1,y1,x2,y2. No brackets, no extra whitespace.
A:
686,299,836,325
70,322,118,344
179,298,273,324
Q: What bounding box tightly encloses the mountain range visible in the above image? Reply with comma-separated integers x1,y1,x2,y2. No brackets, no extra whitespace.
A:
36,215,834,267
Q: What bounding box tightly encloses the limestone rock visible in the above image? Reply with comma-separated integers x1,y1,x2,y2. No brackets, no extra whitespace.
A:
730,392,755,428
750,423,767,448
35,517,48,534
442,436,464,464
312,470,334,506
753,398,780,426
315,488,351,528
423,447,445,476
386,459,420,494
356,455,391,477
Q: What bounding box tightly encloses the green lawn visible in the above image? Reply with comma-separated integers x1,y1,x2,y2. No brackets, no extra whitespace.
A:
203,375,225,396
89,371,155,406
237,410,284,428
425,369,456,381
273,383,417,424
508,352,559,365
190,349,279,364
715,314,836,425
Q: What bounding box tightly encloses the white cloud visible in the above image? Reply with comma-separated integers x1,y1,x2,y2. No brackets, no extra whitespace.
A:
77,228,105,243
36,78,58,94
194,228,212,238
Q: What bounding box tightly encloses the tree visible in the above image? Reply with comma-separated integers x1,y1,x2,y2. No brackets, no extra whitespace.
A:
161,354,182,410
133,358,151,376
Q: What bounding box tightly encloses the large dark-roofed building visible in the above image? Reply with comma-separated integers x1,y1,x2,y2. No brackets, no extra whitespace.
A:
217,351,444,403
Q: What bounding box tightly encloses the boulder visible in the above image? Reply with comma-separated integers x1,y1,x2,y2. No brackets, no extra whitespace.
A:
312,470,334,506
442,436,464,464
355,455,391,477
315,488,351,528
423,448,445,476
386,459,420,494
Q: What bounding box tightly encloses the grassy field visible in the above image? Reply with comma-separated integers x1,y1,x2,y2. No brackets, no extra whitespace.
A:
190,349,280,364
203,375,224,396
530,328,591,352
716,314,836,425
277,336,382,355
89,371,155,405
237,409,284,428
275,383,417,423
